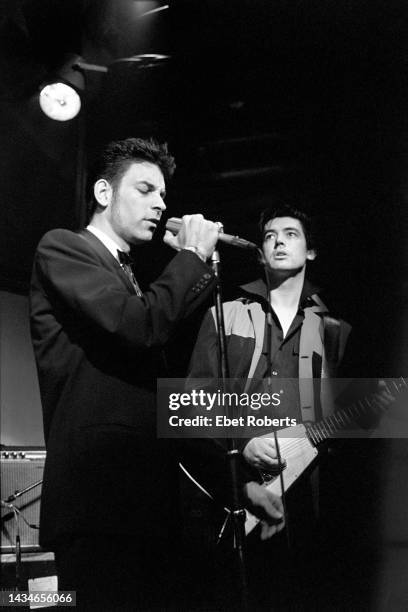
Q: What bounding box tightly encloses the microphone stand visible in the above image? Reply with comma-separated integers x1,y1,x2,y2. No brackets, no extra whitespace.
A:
211,249,249,612
1,480,43,591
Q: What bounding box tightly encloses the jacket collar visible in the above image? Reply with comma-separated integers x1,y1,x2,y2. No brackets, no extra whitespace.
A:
240,277,328,313
85,225,124,262
78,229,136,293
78,229,120,269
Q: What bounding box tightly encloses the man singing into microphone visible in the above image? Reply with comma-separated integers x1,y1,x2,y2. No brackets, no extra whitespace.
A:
29,137,283,610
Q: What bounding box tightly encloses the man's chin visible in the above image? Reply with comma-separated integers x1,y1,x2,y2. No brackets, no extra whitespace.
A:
268,262,292,272
128,231,154,246
267,264,304,277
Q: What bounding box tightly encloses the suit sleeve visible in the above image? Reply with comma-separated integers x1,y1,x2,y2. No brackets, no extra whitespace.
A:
31,230,216,350
186,308,220,379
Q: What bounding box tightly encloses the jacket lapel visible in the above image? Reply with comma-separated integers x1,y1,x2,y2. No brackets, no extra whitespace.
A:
78,229,136,293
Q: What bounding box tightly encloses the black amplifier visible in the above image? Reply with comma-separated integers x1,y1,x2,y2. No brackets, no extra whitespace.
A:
1,449,46,552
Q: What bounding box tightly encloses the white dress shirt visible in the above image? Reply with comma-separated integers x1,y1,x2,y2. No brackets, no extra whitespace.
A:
86,225,126,261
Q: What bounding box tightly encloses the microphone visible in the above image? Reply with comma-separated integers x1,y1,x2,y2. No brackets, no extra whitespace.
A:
165,217,258,250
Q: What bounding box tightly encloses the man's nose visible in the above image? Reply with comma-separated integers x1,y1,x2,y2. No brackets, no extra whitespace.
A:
153,194,166,211
274,233,285,247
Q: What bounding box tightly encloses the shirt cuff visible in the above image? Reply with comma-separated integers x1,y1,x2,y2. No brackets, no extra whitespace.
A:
182,246,207,263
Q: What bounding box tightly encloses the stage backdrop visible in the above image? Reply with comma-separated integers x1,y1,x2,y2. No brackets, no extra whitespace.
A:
0,291,44,446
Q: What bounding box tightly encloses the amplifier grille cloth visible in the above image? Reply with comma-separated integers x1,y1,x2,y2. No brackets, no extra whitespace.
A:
1,452,45,552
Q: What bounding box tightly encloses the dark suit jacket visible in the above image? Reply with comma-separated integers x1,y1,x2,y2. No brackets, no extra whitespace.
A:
30,228,220,549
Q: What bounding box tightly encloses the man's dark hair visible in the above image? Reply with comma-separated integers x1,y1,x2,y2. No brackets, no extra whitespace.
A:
88,137,176,218
259,198,315,251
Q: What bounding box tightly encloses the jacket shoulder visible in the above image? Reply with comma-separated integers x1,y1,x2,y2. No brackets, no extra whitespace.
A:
209,297,263,336
37,229,81,248
36,230,98,260
212,298,252,317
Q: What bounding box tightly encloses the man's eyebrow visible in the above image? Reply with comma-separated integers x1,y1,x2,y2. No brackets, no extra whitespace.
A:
264,226,300,234
137,180,166,196
263,229,275,238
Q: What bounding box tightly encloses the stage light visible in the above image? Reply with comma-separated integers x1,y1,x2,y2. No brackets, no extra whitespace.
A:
39,54,85,121
39,82,81,121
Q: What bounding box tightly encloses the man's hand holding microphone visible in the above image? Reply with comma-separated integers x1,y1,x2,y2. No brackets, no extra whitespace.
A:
163,214,221,262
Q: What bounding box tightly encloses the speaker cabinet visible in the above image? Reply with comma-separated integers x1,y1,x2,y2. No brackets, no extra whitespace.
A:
1,450,45,552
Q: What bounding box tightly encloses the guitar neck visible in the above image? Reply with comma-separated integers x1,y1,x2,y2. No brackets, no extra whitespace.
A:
306,378,407,446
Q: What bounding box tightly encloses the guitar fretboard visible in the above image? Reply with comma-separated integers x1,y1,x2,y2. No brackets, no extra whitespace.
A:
306,378,407,445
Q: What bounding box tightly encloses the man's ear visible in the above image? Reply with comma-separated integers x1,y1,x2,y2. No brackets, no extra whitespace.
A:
306,249,316,261
93,179,112,209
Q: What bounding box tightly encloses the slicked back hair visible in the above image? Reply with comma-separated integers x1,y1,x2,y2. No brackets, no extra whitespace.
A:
88,137,176,219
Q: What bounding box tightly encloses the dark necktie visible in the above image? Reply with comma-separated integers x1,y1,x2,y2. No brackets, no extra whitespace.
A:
117,250,143,296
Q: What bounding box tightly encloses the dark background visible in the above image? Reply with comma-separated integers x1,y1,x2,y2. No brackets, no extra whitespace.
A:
1,2,408,608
